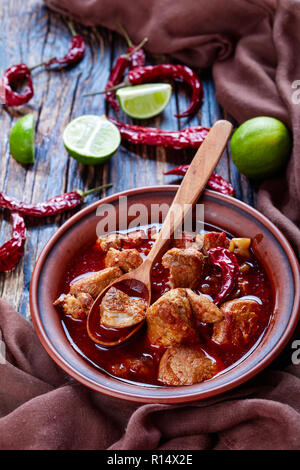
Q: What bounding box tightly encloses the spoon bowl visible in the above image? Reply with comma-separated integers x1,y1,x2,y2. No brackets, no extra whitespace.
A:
87,269,151,346
87,120,233,346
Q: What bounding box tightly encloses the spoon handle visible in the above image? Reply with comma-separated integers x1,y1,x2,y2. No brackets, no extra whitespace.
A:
147,119,233,264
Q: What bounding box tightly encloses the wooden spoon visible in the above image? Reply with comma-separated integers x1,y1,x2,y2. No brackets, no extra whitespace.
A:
87,120,233,347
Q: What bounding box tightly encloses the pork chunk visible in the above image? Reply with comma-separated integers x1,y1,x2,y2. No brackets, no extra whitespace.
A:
201,231,230,255
100,287,146,328
96,233,125,252
212,298,260,347
158,345,218,385
172,232,204,250
69,267,122,298
146,288,199,347
186,289,223,323
126,229,146,246
53,292,93,319
97,230,147,252
111,356,154,378
172,232,195,249
162,247,204,288
105,247,143,272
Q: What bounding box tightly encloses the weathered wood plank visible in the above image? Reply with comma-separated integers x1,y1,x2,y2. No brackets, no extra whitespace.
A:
0,3,113,317
0,0,254,319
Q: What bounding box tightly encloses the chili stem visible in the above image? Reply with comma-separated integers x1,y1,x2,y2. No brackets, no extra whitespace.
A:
119,23,133,47
79,183,113,198
67,20,77,36
83,81,128,97
82,38,147,97
125,37,148,59
28,57,56,71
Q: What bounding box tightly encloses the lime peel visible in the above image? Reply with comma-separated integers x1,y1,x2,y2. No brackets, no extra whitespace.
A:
230,116,292,179
9,113,35,164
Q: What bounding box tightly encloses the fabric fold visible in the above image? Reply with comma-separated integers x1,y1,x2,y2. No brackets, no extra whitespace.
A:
1,299,300,450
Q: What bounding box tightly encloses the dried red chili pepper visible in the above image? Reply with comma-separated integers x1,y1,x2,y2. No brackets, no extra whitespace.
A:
0,55,57,107
104,38,148,111
164,165,190,175
127,65,203,118
119,24,147,69
0,183,112,218
207,173,235,196
45,22,85,67
127,44,147,69
164,165,235,196
109,117,209,149
208,247,239,305
0,212,26,272
0,64,34,107
105,55,130,111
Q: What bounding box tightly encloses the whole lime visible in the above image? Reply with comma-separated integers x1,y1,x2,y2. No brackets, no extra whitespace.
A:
230,116,292,179
9,114,35,164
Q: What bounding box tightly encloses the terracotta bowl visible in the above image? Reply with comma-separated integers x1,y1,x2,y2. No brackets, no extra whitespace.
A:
30,186,300,403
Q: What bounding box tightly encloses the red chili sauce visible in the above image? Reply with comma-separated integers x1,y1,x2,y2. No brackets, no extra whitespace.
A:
59,226,274,387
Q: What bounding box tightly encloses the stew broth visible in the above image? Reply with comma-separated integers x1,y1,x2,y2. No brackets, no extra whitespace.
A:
58,226,274,386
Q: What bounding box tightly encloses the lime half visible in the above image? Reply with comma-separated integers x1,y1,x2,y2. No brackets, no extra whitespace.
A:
230,116,292,179
116,83,172,119
63,115,121,165
9,114,35,164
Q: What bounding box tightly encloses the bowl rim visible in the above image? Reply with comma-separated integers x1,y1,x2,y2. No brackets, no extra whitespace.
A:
30,186,300,403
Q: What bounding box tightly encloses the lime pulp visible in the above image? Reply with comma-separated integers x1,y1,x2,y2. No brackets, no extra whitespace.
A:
63,115,121,165
116,83,172,119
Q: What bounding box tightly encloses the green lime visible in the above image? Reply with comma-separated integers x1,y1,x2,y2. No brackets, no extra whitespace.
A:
9,114,35,164
116,83,172,119
63,115,121,165
230,116,292,179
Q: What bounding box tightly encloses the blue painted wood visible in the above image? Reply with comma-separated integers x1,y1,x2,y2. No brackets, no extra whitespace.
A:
0,0,253,318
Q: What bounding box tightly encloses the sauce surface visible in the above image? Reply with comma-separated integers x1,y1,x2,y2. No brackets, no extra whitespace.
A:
59,226,274,386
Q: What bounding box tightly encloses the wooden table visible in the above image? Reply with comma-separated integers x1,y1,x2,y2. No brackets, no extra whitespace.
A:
0,0,256,319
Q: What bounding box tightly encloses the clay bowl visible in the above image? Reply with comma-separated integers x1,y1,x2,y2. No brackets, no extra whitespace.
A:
30,186,300,403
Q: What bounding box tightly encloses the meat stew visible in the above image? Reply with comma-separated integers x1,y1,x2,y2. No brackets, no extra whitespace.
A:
54,225,274,387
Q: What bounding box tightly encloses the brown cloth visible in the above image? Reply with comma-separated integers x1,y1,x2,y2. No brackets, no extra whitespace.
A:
46,0,300,255
1,299,300,450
